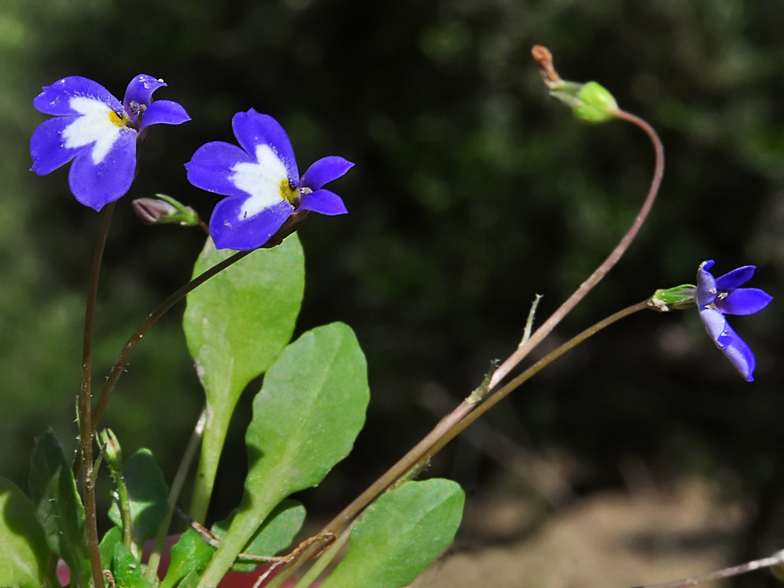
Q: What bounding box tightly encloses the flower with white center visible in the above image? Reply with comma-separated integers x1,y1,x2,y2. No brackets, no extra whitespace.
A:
185,109,352,250
30,75,190,211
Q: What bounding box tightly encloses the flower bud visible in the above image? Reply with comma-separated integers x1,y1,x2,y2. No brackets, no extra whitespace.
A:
132,194,201,227
99,429,122,471
648,284,697,312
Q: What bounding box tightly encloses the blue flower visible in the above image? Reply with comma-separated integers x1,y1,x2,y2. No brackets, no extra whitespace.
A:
30,75,190,211
185,109,352,251
697,260,773,381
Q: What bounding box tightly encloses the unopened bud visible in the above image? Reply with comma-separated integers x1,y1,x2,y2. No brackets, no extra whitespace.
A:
532,45,619,124
132,194,201,227
648,284,697,312
99,429,122,471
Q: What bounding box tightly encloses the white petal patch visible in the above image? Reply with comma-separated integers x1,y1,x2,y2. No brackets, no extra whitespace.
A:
62,97,128,165
231,144,291,218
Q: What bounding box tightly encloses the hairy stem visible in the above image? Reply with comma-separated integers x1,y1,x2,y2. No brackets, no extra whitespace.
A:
80,201,115,588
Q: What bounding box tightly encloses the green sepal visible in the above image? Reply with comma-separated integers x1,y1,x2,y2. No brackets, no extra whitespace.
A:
549,80,618,123
28,429,91,588
648,284,697,312
0,476,51,588
320,479,465,588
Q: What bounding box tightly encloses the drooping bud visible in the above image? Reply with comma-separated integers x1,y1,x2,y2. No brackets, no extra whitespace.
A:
531,45,619,124
648,284,697,312
132,194,201,227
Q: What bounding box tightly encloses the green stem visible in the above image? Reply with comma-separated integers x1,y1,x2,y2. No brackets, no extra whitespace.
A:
80,201,115,588
90,249,251,430
108,460,135,554
189,404,233,523
146,409,207,584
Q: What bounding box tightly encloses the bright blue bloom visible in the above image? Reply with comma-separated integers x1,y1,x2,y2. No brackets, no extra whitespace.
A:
697,260,773,381
185,109,352,251
30,75,190,211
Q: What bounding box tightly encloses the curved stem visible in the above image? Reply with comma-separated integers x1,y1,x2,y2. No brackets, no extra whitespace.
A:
80,201,115,588
487,109,664,390
90,249,251,430
266,301,651,587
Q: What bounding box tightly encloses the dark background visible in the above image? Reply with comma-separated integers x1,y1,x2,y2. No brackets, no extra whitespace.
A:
2,0,784,581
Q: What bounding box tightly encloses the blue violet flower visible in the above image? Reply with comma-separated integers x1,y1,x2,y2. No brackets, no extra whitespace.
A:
30,75,190,211
697,260,773,381
185,109,352,251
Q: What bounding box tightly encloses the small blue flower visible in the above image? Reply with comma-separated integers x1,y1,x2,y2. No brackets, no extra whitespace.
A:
697,260,773,381
185,109,352,251
30,75,190,211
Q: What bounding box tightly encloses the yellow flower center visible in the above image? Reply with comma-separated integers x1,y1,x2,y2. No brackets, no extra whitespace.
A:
280,179,299,206
107,110,126,129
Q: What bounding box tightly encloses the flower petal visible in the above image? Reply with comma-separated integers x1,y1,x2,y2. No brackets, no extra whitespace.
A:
123,75,166,126
715,265,756,290
300,156,354,191
715,322,756,382
299,188,348,216
60,97,132,165
716,288,773,316
30,116,84,175
699,306,726,345
186,141,255,199
68,130,136,211
138,99,190,131
209,197,293,250
696,260,717,307
33,76,121,116
232,110,299,184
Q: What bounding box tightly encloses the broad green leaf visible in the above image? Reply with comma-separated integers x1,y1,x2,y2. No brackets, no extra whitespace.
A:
196,322,369,588
320,479,465,588
0,477,50,588
99,526,122,570
112,542,153,588
213,499,306,572
107,448,168,547
28,429,91,588
184,235,305,522
159,529,214,588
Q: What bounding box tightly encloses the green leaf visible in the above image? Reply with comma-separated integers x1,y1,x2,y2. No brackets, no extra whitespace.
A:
99,526,122,570
320,479,465,588
159,528,214,588
0,477,50,588
184,235,305,522
112,542,153,588
213,499,306,572
28,429,91,588
196,322,369,588
107,448,168,547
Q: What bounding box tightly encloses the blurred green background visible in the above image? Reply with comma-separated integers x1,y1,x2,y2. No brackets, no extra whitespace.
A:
2,0,784,579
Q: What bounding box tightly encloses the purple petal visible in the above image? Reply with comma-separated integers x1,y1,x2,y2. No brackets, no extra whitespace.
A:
232,110,299,184
715,265,756,291
299,156,354,191
138,100,191,132
699,306,726,345
68,130,136,211
715,322,756,382
299,188,348,216
186,141,255,199
34,76,121,116
123,75,166,110
209,197,293,250
30,116,84,175
716,288,773,316
696,260,717,307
